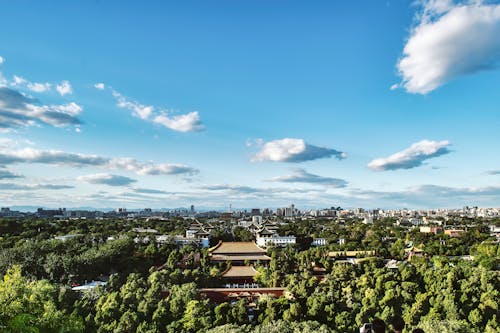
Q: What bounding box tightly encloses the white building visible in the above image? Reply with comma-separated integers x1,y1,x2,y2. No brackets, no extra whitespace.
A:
311,238,327,247
252,215,263,224
256,235,296,247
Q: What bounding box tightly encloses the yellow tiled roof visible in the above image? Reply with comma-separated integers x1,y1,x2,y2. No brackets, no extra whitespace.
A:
211,254,271,261
209,241,267,254
221,265,258,278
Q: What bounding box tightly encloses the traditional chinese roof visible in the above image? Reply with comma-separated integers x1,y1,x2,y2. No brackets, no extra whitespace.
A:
221,265,258,278
194,228,210,236
209,241,267,255
210,254,271,262
256,228,275,236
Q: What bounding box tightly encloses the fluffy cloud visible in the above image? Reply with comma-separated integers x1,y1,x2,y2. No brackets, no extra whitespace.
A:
252,138,346,163
56,80,72,96
11,75,26,86
94,83,105,90
0,183,73,190
368,140,451,171
78,173,137,186
9,75,72,96
0,87,82,129
153,111,204,132
108,88,204,132
27,82,51,93
0,148,108,166
0,146,199,176
135,163,199,176
396,0,500,94
0,56,4,65
112,90,153,120
269,168,348,188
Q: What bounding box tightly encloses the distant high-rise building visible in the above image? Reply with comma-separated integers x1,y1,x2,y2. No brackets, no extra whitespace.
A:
283,204,295,217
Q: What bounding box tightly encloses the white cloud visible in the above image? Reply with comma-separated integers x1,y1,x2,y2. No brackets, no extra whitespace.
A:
368,139,451,171
11,75,26,86
0,182,73,190
135,163,199,176
252,138,346,163
0,146,199,177
94,83,105,90
0,56,4,65
111,89,154,120
396,0,500,94
269,168,348,188
27,82,51,93
0,87,82,129
50,102,82,116
56,80,72,96
109,88,204,132
153,111,204,132
78,173,137,186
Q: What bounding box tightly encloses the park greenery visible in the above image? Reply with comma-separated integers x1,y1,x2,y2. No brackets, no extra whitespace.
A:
0,216,498,332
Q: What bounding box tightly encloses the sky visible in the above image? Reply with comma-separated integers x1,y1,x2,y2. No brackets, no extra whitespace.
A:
0,0,499,210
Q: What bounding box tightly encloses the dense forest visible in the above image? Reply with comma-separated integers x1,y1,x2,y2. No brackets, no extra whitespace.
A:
0,217,498,332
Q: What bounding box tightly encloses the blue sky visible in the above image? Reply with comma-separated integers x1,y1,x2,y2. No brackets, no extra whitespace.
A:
0,0,499,210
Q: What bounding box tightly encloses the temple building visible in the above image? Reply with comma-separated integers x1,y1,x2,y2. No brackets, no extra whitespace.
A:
221,265,258,285
200,241,286,304
208,241,271,265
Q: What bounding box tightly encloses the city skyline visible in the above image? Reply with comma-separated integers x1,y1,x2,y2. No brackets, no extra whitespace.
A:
1,0,500,209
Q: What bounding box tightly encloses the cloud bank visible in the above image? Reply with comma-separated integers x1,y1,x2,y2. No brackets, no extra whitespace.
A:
0,147,199,176
78,173,137,186
368,140,451,171
252,138,346,163
396,0,500,94
0,168,23,179
0,183,73,190
269,168,348,188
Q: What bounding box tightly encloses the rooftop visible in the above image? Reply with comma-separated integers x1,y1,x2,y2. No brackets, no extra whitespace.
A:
221,265,258,278
211,254,271,262
209,241,267,255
